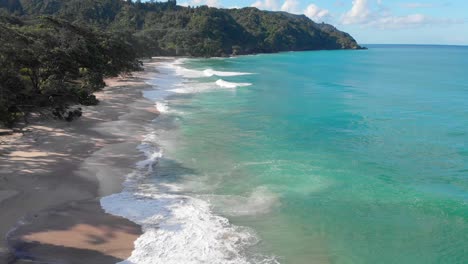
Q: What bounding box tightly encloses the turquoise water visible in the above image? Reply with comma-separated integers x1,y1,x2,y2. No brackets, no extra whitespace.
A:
152,46,468,263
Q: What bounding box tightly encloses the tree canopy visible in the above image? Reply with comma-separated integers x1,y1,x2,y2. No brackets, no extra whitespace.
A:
1,0,362,57
0,14,141,125
0,0,363,126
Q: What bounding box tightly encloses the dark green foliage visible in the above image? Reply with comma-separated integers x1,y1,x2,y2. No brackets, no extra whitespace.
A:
0,0,24,14
0,14,141,126
228,8,362,52
6,0,362,57
0,0,362,126
52,105,82,121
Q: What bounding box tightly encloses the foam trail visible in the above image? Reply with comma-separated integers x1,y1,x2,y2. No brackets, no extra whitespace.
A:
133,133,162,174
216,79,252,88
102,190,258,264
101,131,259,264
165,60,253,79
173,68,253,79
169,82,217,94
155,101,169,113
175,67,206,78
100,60,278,264
204,186,280,217
204,69,253,77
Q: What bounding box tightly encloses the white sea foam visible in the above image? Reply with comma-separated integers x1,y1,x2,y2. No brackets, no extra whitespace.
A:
157,59,254,93
169,81,217,94
169,79,252,94
101,131,261,264
166,59,253,79
173,67,253,79
216,79,252,88
203,69,253,77
102,190,258,264
175,67,207,78
134,133,163,174
204,186,280,217
155,101,169,113
100,60,278,264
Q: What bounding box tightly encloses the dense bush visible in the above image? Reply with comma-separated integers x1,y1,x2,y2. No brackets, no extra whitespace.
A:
0,0,362,126
0,15,141,126
1,0,362,57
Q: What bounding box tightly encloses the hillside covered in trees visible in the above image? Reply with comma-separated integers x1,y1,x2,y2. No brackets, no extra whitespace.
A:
0,0,363,126
2,0,363,56
0,14,141,125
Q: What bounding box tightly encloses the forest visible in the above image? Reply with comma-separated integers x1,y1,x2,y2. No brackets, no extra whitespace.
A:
0,0,363,126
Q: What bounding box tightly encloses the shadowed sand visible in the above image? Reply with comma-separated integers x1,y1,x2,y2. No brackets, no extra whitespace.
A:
0,60,168,263
9,200,140,264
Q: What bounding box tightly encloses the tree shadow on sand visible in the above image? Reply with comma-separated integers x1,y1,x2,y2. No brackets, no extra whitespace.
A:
7,200,140,264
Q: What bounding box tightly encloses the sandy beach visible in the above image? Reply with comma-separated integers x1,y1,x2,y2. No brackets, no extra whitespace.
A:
0,64,161,263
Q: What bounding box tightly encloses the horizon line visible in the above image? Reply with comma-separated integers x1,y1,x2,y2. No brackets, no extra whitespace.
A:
362,43,468,47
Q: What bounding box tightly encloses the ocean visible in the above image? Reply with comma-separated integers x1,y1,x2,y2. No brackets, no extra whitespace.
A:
101,45,468,264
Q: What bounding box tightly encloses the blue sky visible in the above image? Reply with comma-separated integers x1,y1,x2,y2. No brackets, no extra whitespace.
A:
176,0,468,45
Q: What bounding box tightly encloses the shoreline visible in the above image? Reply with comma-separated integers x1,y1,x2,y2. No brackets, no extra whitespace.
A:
0,61,164,263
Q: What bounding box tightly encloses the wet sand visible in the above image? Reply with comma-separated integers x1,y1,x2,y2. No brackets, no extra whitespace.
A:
0,63,162,263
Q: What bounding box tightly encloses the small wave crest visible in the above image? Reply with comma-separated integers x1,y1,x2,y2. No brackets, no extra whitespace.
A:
169,81,217,94
135,133,163,174
101,132,273,264
167,60,253,79
169,79,251,94
100,59,278,264
155,101,169,114
203,69,253,77
216,79,252,88
173,68,253,79
102,189,260,264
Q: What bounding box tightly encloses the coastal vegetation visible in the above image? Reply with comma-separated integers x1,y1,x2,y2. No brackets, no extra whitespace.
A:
0,14,140,125
0,0,362,126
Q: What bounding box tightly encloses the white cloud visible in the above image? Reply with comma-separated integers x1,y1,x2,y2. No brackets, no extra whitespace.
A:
205,0,219,7
281,0,300,13
251,1,331,23
340,0,463,29
251,0,280,10
180,0,219,7
341,0,372,25
401,3,435,9
371,14,464,29
304,4,331,22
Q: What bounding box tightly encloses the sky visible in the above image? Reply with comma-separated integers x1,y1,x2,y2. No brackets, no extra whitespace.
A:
176,0,468,45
